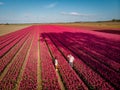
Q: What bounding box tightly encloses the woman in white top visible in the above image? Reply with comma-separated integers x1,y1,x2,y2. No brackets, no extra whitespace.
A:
67,54,75,67
55,57,58,71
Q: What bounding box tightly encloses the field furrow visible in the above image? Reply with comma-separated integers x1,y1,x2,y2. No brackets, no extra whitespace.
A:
47,33,115,90
0,32,33,90
0,25,119,90
19,30,38,90
44,34,88,90
54,33,120,89
40,36,61,90
0,32,31,74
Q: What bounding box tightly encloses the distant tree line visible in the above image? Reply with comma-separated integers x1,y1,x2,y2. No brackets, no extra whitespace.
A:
73,19,120,23
95,19,120,22
111,19,120,22
0,23,9,25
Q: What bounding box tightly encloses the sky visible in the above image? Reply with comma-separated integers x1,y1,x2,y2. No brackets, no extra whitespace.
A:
0,0,120,23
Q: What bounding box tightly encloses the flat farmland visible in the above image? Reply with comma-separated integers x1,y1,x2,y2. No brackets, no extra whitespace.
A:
0,24,120,90
0,24,31,36
56,22,120,30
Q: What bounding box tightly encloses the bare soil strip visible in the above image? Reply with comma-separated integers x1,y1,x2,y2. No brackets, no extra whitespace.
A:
44,38,66,90
14,35,34,90
37,37,42,90
56,71,66,90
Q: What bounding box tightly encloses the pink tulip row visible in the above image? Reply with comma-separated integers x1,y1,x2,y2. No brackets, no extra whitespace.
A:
0,29,32,58
53,33,120,89
0,29,29,48
79,32,120,49
67,32,120,63
76,35,120,63
0,33,30,74
48,33,115,90
40,38,61,90
0,26,33,42
44,35,88,90
63,33,120,72
19,30,38,90
77,44,120,72
0,35,33,90
71,46,120,89
64,33,120,89
53,25,120,48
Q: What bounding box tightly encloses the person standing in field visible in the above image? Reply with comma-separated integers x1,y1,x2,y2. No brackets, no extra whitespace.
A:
55,57,58,71
67,54,75,67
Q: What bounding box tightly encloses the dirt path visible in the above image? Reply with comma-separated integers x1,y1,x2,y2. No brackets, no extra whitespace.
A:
37,37,42,90
56,70,66,90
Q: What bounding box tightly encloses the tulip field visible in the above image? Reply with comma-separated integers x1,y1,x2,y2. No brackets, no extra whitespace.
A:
0,25,120,90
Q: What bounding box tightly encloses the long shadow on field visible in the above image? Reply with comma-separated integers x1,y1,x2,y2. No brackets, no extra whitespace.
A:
93,30,120,35
41,32,120,63
41,32,120,89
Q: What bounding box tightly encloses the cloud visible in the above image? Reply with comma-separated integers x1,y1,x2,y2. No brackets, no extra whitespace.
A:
61,12,92,16
68,12,80,16
45,2,57,8
0,2,4,5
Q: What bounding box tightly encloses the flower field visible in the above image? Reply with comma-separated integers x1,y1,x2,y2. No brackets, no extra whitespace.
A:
0,25,120,90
